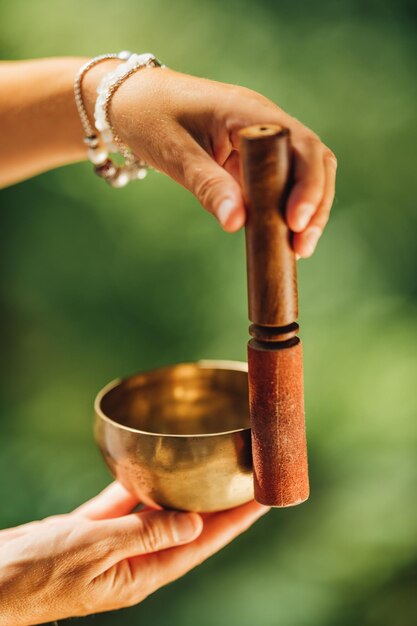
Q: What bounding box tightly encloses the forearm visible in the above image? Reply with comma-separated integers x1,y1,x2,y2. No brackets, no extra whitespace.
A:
0,57,119,187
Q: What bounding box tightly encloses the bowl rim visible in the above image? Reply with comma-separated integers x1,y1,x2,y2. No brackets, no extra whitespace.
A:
94,359,251,439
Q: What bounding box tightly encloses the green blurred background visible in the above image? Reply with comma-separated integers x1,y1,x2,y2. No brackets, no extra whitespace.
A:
1,0,416,624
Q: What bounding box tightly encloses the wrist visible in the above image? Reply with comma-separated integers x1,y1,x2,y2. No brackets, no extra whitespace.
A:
108,65,169,164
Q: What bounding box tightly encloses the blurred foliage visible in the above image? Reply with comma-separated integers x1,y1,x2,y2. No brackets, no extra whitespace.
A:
0,1,416,625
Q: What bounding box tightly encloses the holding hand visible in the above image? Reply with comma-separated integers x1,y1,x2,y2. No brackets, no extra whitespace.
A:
0,482,268,625
102,65,337,257
0,58,336,258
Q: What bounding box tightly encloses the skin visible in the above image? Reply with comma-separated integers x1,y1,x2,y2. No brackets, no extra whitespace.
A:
0,57,337,256
0,482,269,624
0,56,337,622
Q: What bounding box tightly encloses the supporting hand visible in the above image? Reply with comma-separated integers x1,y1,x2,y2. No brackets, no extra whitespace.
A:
0,482,268,625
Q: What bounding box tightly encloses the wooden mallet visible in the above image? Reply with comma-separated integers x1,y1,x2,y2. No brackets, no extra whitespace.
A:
239,124,309,507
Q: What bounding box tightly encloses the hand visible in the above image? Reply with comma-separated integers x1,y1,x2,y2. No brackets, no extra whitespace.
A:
0,482,268,625
108,67,337,257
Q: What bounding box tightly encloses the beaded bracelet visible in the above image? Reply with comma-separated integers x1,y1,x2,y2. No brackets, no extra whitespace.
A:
94,53,163,186
74,52,163,188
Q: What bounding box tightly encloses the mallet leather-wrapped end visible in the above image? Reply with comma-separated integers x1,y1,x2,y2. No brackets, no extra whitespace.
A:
248,339,309,507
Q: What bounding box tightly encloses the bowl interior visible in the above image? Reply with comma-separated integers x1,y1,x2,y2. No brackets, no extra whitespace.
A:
99,362,250,436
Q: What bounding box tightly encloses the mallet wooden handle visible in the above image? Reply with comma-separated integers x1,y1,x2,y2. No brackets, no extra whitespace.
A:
240,124,297,330
239,124,309,507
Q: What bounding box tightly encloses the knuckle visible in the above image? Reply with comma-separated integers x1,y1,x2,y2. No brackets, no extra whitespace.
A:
313,210,330,230
194,173,225,210
295,178,323,201
302,133,322,148
324,148,338,167
185,160,203,188
227,83,260,101
140,518,165,553
84,523,119,560
93,535,117,560
315,216,328,231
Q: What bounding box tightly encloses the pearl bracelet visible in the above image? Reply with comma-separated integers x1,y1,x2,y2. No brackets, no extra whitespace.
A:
95,53,159,153
74,51,164,188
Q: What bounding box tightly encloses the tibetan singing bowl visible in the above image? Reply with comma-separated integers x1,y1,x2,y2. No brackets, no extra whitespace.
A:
94,360,254,512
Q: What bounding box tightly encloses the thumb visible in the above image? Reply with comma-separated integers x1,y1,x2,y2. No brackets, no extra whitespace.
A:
96,510,203,563
182,143,246,232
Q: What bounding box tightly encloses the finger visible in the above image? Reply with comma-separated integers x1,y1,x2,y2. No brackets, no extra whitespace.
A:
72,482,139,520
130,500,269,586
94,509,203,567
182,141,246,232
293,152,337,258
286,136,326,233
223,149,241,183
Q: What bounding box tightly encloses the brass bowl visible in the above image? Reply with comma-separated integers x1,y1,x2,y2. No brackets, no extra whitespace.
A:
94,360,253,512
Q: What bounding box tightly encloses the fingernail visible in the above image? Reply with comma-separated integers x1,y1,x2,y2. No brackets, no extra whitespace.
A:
227,210,246,231
172,512,200,542
295,253,301,261
296,203,315,230
217,198,236,227
302,226,322,257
